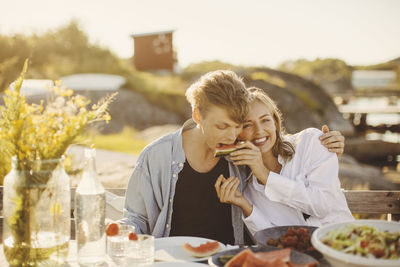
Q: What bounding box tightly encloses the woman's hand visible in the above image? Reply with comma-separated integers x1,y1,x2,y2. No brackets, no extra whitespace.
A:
215,175,253,217
319,125,345,158
230,141,269,185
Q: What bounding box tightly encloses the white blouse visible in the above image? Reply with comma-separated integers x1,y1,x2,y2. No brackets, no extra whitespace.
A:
243,128,354,235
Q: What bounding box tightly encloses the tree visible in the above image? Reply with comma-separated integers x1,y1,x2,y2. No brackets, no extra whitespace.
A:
0,20,128,92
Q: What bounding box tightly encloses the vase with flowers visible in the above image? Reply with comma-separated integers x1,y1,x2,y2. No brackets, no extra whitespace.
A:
0,60,117,266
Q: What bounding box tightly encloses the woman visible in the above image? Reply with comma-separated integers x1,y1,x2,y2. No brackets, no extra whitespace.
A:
215,87,354,235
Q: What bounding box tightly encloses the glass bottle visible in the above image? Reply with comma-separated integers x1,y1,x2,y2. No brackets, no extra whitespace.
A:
75,148,106,266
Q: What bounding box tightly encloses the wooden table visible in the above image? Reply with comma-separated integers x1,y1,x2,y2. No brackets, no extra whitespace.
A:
0,241,325,266
0,241,210,266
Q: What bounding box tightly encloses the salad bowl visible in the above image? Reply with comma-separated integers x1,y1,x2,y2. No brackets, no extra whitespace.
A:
311,220,400,267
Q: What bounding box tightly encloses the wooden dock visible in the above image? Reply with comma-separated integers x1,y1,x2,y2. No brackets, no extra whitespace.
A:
338,104,400,131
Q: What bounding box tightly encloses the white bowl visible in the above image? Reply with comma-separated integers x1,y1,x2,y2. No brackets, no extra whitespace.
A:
311,220,400,267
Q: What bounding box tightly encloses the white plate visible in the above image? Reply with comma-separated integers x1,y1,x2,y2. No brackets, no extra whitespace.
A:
150,262,207,266
155,236,225,262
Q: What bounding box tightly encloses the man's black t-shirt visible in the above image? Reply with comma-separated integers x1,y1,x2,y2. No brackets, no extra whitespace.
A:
170,158,235,245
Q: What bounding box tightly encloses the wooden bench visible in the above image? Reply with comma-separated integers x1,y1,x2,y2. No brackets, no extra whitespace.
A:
0,187,399,241
343,190,400,216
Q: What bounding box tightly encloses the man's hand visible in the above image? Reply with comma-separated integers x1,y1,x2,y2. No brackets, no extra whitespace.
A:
319,125,345,157
215,175,253,217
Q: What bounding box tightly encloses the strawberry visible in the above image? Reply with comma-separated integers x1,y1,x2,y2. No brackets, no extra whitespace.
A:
105,222,119,236
129,232,138,241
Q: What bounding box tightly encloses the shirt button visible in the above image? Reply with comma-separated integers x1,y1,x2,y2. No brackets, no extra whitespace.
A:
172,173,177,178
179,163,183,167
166,224,170,228
169,198,172,203
172,161,176,164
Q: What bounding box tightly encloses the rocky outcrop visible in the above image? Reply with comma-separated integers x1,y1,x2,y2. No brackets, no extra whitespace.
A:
103,89,185,133
241,68,355,136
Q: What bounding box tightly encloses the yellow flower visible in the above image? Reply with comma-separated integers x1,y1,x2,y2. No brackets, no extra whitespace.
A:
54,80,63,87
60,89,73,97
102,114,111,123
0,61,117,173
50,203,62,215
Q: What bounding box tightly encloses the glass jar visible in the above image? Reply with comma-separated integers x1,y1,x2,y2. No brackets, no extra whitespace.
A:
2,157,71,266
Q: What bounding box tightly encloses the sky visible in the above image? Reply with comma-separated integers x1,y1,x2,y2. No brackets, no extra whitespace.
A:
0,0,399,68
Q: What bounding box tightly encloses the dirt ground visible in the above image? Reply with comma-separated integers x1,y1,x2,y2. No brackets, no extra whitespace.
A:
67,145,138,188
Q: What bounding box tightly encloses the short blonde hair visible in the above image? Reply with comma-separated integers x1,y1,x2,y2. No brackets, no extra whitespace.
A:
185,70,250,124
247,87,295,161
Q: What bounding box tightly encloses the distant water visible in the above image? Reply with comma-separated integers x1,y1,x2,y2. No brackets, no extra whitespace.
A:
352,70,397,88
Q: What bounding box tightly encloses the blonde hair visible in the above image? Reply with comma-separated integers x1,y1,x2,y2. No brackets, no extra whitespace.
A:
247,87,295,161
185,70,250,124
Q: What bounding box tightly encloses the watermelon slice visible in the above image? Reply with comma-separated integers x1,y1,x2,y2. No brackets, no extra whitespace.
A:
225,249,253,267
227,248,291,267
214,144,237,157
254,248,291,263
182,241,221,257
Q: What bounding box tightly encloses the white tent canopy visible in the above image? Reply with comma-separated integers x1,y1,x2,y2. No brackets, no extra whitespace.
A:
60,73,126,91
17,79,54,96
9,74,125,96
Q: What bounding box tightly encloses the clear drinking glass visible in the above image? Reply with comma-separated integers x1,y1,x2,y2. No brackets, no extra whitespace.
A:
106,224,135,262
127,234,155,265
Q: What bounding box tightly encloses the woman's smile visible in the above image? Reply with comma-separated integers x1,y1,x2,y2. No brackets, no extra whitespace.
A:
253,136,269,146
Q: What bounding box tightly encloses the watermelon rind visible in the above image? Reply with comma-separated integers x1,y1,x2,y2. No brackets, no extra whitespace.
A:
182,241,221,258
214,147,237,157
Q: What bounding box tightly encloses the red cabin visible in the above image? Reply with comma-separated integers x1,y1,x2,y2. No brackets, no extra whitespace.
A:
131,30,175,72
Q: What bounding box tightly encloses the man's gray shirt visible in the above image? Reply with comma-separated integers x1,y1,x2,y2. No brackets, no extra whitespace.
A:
121,120,247,245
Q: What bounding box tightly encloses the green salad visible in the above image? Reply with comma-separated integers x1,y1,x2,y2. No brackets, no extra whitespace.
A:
322,224,400,260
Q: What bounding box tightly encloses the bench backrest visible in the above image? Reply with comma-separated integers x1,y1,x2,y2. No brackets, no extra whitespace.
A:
0,187,399,240
343,190,400,214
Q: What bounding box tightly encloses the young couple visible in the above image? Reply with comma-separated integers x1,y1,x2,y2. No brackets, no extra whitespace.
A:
121,70,353,245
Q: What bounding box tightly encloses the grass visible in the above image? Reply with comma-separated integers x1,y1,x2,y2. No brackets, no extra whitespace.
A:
136,72,187,94
250,71,287,88
89,127,148,155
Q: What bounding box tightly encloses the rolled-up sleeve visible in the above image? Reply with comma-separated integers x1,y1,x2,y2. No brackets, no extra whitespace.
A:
120,156,152,234
243,205,274,236
264,132,340,218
